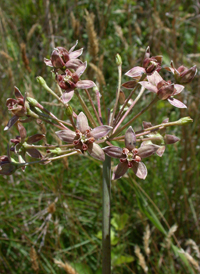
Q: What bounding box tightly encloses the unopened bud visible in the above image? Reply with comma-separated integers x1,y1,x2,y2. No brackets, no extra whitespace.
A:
164,134,180,144
116,54,122,66
47,148,62,155
27,97,39,107
36,76,47,87
65,105,73,117
176,116,193,125
119,90,125,105
175,65,197,85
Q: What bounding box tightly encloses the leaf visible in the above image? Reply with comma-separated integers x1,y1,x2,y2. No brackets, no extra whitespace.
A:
113,255,134,266
111,213,129,231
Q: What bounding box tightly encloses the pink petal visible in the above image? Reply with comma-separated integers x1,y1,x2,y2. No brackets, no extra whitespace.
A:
76,112,90,133
173,84,184,95
27,134,45,144
142,121,152,129
147,71,163,86
17,123,27,140
167,98,187,108
14,87,23,99
87,143,105,161
75,62,87,77
76,80,96,89
132,161,147,179
65,59,83,69
26,148,42,158
89,125,112,139
4,115,19,131
69,48,83,59
156,146,165,157
55,129,76,143
62,90,74,103
138,144,159,158
122,80,137,89
125,66,146,79
103,146,123,158
44,58,53,67
69,40,78,53
139,81,158,93
162,118,169,123
125,126,136,150
112,162,128,180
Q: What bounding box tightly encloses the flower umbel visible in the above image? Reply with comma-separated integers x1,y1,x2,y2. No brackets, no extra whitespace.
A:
104,127,159,180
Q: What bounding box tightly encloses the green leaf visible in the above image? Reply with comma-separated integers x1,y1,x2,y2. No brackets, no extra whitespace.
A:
114,255,134,266
71,263,93,274
111,213,129,231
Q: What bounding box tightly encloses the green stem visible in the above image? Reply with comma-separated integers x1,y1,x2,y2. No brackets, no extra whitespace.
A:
110,96,159,139
75,90,97,128
102,155,111,274
110,64,122,126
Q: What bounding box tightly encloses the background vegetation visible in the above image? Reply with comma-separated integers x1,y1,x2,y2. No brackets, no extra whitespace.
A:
0,0,199,273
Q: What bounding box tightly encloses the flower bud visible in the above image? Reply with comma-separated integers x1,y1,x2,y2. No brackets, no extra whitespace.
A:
36,76,47,87
0,156,18,175
26,97,39,107
164,134,180,144
119,90,126,105
176,116,193,125
175,65,197,85
116,54,122,66
65,105,73,117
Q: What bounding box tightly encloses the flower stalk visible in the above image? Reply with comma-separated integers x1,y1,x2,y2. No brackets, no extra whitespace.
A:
102,154,111,274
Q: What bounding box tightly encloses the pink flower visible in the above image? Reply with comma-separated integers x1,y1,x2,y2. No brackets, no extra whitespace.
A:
56,112,112,161
165,61,197,85
56,62,96,103
5,87,27,130
44,41,83,70
123,47,162,88
139,71,186,108
104,127,159,180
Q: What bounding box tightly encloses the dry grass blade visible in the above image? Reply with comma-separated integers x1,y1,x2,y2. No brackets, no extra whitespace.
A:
85,10,99,62
54,259,79,274
30,247,39,272
165,224,178,249
20,43,31,73
113,22,128,49
179,249,200,271
89,63,106,86
27,23,40,41
186,239,200,259
143,224,151,257
135,245,148,273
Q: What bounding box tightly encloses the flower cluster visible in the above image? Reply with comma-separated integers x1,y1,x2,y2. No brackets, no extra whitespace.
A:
44,42,95,103
1,42,196,180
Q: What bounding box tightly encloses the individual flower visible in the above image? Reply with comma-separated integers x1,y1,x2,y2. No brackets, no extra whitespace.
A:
122,47,162,89
165,61,197,85
10,123,45,162
141,119,180,157
5,87,26,130
139,71,186,108
56,62,96,103
56,112,112,161
44,41,83,71
0,155,17,175
0,145,22,175
104,127,159,180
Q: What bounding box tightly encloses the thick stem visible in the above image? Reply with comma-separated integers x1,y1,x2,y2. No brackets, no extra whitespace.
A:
102,155,111,274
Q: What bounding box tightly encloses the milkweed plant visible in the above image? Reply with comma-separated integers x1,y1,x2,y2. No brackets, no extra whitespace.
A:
1,41,197,273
